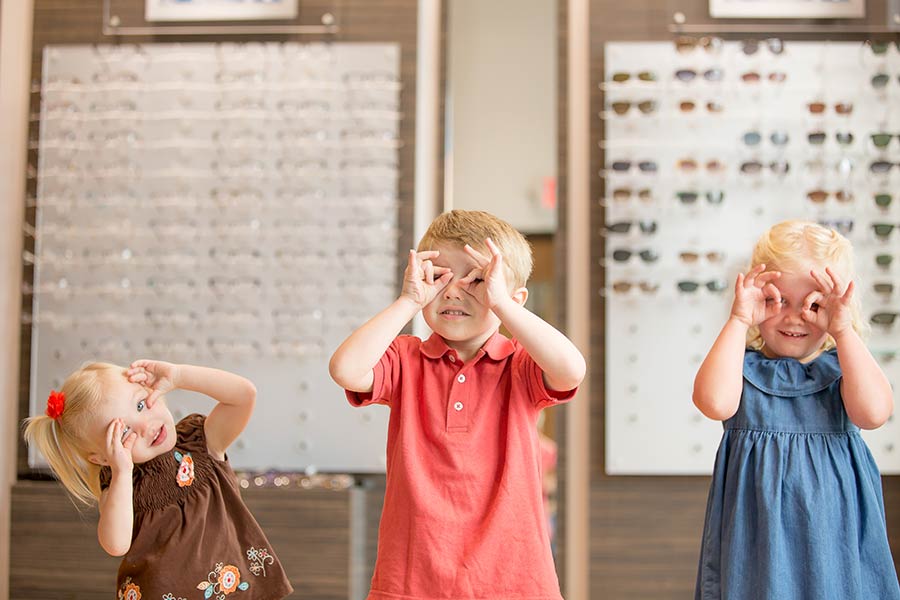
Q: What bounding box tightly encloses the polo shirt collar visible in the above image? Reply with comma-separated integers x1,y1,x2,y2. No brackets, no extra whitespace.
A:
420,331,516,361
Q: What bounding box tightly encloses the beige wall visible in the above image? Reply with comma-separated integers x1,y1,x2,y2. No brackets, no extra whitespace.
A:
446,0,558,234
0,1,34,598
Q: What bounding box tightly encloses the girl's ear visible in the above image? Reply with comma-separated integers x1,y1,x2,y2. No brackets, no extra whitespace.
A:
511,286,528,307
87,453,108,466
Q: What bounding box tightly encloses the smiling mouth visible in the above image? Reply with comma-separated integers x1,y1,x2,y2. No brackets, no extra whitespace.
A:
779,330,807,338
441,309,470,317
151,426,167,447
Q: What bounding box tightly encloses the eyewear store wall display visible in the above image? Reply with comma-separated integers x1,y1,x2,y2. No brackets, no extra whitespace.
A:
602,40,900,476
29,43,403,474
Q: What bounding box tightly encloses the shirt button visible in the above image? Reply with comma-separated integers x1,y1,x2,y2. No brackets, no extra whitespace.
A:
454,401,464,411
457,374,466,383
448,355,456,362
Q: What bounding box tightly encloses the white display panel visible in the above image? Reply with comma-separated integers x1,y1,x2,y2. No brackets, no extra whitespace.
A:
30,42,402,473
603,41,900,474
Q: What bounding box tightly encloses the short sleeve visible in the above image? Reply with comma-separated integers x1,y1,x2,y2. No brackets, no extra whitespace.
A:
512,344,578,409
345,336,409,407
176,413,208,453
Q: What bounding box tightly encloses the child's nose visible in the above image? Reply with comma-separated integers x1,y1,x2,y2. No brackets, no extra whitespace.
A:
443,280,463,300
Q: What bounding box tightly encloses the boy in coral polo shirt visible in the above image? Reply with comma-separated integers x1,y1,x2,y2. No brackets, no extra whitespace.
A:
329,209,585,600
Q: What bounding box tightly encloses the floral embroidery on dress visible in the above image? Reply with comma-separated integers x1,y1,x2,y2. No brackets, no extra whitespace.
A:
173,450,194,487
117,577,141,600
246,546,275,577
161,594,186,600
197,562,250,598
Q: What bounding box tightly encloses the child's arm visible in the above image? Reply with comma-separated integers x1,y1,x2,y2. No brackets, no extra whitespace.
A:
805,268,893,429
491,297,585,392
461,239,585,392
97,419,136,556
693,265,782,421
833,328,893,429
127,361,257,461
692,317,751,421
329,250,452,392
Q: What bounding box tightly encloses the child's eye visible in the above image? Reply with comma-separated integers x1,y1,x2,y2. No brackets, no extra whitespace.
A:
137,399,146,412
810,302,820,312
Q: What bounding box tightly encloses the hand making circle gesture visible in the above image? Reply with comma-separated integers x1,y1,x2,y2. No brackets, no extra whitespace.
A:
731,264,784,328
459,238,510,309
801,267,855,338
126,359,181,408
400,249,453,307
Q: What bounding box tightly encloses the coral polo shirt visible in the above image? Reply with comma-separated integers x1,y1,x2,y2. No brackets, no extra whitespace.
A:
346,332,575,600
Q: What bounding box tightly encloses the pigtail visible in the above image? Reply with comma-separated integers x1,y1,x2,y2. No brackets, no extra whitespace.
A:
24,414,102,505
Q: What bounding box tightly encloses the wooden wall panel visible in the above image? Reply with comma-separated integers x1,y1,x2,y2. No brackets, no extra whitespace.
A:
11,481,356,599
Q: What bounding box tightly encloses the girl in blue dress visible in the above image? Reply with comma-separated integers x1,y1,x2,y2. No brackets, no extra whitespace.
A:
693,220,900,599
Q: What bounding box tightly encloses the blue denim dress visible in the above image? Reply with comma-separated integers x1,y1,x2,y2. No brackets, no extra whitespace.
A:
695,349,900,599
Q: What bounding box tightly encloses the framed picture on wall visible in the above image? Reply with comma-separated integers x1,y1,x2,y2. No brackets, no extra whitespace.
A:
710,0,865,19
146,0,299,22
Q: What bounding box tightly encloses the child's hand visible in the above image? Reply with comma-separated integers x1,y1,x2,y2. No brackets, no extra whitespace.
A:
460,238,510,309
731,264,783,327
105,419,136,474
802,267,855,339
399,249,453,307
127,359,180,408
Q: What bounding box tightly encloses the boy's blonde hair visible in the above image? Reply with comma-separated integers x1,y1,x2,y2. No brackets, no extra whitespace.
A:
417,209,533,288
746,220,867,351
24,362,124,505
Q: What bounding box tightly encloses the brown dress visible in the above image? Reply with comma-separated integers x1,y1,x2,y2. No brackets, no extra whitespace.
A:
101,414,293,600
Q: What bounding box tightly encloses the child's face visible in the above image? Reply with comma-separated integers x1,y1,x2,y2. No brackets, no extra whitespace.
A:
89,373,177,465
758,267,829,362
422,243,506,349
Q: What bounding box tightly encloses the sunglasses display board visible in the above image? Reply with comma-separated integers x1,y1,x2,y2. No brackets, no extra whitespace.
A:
603,40,900,474
29,42,401,473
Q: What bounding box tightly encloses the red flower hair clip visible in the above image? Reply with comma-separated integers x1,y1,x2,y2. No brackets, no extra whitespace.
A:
45,390,65,420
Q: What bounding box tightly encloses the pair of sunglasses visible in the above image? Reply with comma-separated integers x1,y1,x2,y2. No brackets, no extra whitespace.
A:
675,158,726,172
819,219,854,236
676,191,725,205
604,220,658,234
609,280,660,293
740,71,786,83
610,160,658,173
870,133,898,148
743,131,789,146
610,71,656,83
874,193,894,208
870,73,900,89
868,40,900,55
679,251,725,264
677,280,728,293
741,37,784,55
674,36,723,54
875,253,894,267
806,189,853,203
807,101,853,115
870,161,898,174
611,248,659,263
610,187,653,202
871,312,900,326
740,160,789,175
678,100,724,113
675,68,724,83
610,100,657,115
873,223,900,239
807,131,854,146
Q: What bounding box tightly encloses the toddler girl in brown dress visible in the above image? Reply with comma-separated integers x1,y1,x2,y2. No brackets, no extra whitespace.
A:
25,359,293,599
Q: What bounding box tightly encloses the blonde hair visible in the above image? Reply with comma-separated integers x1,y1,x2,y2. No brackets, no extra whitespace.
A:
417,209,533,288
24,362,124,505
746,220,867,351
